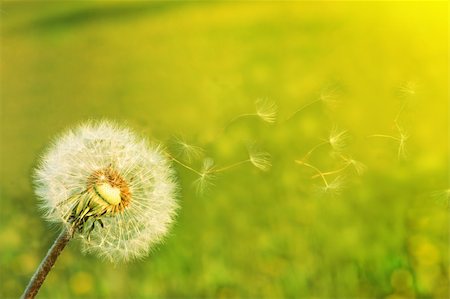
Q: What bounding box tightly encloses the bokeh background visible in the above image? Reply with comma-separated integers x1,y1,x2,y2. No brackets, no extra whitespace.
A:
1,1,448,298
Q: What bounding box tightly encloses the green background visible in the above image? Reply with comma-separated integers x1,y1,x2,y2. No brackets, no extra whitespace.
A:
1,1,448,298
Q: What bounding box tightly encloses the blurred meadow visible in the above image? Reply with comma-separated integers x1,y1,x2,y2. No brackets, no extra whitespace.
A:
0,1,448,298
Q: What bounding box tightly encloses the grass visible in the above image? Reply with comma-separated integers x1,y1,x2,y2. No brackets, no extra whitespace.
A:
0,1,448,298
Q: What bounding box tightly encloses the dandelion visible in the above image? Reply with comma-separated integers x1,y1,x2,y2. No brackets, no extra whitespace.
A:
35,120,178,261
23,121,178,298
224,98,277,130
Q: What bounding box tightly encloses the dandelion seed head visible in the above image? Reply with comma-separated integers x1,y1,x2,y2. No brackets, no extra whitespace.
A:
34,120,178,262
247,143,272,172
255,98,277,123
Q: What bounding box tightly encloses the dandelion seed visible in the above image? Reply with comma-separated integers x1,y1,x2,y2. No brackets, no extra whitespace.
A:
193,174,214,195
295,160,329,188
319,175,345,196
255,98,277,123
299,127,349,162
393,81,415,127
310,157,363,179
328,126,349,153
173,135,204,163
397,126,409,159
223,98,277,131
296,159,346,195
349,159,366,175
369,124,409,160
287,85,340,121
248,143,272,171
193,158,215,195
319,85,340,107
300,142,327,161
431,189,450,209
208,143,272,177
340,155,366,175
399,81,417,97
201,157,216,173
310,155,364,179
34,120,178,262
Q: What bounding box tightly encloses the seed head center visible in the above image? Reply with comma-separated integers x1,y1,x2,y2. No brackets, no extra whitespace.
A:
87,166,132,215
95,183,122,205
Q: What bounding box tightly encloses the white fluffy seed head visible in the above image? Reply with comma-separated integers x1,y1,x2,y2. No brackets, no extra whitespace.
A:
34,120,178,263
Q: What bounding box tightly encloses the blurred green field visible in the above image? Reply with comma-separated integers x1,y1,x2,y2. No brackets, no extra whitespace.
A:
0,1,448,298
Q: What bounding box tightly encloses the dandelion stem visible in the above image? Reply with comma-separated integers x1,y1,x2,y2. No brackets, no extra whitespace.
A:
213,160,250,173
368,134,400,141
311,162,351,178
21,228,72,299
295,160,328,187
301,141,328,161
166,154,202,176
224,113,256,131
286,99,320,121
394,101,407,125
